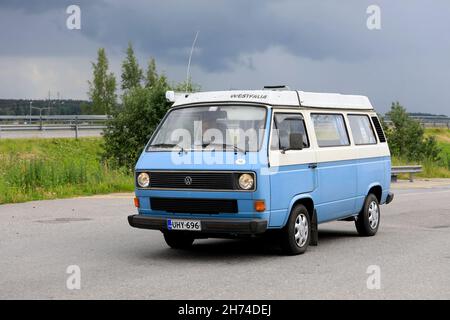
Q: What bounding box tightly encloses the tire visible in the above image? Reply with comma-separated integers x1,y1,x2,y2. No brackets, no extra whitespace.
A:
355,194,380,236
280,204,311,255
163,232,195,249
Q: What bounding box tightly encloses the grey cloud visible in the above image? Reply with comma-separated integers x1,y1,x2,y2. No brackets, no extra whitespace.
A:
0,0,104,13
0,0,450,115
2,0,450,70
78,0,450,71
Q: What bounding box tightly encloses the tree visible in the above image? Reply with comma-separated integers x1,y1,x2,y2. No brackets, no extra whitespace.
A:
103,74,171,169
385,102,440,161
144,58,200,91
144,58,158,88
172,78,201,93
88,48,117,115
103,55,202,169
121,42,143,91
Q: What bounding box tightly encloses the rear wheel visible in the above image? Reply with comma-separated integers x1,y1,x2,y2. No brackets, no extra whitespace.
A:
280,204,311,255
163,232,195,249
355,194,380,236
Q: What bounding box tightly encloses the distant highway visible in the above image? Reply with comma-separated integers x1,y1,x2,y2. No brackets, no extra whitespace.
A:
0,129,103,139
0,181,449,299
0,115,107,139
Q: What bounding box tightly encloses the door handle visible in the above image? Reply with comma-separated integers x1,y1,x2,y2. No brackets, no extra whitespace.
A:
308,163,318,169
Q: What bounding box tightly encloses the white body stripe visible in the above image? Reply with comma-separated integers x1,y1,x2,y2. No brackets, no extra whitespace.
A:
269,109,390,166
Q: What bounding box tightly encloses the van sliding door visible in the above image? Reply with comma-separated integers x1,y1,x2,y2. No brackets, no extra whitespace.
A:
311,113,357,222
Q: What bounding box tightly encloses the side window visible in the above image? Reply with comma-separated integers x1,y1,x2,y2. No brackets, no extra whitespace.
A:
311,113,350,147
371,116,386,143
271,113,309,150
348,115,377,145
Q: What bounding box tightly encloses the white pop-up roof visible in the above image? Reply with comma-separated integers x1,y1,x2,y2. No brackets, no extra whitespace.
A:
167,89,374,110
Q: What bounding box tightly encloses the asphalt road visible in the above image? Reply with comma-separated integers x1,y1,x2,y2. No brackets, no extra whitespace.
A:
1,183,450,299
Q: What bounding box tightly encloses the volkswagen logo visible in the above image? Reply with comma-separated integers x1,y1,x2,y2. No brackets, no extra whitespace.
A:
184,176,192,185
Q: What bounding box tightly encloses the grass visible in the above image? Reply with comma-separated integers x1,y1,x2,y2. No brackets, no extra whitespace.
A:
424,127,450,143
1,129,449,204
393,128,450,179
392,157,450,179
0,137,133,204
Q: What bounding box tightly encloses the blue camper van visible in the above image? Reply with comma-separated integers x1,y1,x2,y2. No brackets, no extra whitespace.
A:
128,87,394,255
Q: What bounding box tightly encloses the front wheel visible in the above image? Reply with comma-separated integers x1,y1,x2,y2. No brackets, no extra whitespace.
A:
280,204,311,255
355,194,380,236
163,232,195,249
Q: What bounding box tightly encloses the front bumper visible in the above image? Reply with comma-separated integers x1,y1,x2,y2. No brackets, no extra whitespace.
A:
128,214,268,235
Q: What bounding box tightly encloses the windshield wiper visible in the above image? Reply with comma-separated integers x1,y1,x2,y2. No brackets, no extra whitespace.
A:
202,142,246,154
149,143,185,153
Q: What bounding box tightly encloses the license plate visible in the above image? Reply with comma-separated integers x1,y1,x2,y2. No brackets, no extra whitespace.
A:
167,219,201,231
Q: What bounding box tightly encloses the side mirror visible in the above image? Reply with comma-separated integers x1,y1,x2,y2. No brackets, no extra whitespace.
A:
289,133,304,150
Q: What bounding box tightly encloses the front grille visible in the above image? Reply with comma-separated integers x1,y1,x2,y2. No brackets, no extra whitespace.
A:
145,171,251,191
150,197,238,214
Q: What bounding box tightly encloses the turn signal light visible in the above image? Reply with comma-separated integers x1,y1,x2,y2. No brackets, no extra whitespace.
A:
254,200,266,212
134,197,140,208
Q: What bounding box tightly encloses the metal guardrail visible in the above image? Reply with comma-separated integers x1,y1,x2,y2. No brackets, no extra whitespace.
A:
0,115,109,139
384,116,450,128
391,165,423,182
0,115,109,121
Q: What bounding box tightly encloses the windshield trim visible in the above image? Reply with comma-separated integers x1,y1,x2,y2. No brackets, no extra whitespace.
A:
145,103,269,153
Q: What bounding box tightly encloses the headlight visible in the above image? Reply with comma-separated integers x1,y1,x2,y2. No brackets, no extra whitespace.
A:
137,172,150,188
238,173,254,190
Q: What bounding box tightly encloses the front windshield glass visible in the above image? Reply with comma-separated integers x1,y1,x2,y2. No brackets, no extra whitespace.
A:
147,105,267,152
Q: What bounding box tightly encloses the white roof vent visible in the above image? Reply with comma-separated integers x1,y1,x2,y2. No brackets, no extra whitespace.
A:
165,91,188,103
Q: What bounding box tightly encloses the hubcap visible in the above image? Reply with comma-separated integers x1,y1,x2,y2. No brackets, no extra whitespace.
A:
368,201,379,229
294,213,309,247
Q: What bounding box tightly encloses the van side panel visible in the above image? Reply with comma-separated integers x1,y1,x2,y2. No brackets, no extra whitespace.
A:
314,159,357,223
308,110,391,223
354,156,390,213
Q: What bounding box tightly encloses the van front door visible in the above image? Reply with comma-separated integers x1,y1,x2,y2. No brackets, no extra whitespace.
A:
268,112,317,227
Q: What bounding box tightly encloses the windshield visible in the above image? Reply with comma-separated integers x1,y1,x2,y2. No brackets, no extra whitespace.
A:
147,105,267,152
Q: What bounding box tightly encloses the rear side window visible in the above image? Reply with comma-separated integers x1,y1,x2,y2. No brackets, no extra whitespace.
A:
371,116,387,143
348,115,377,145
311,114,350,147
271,113,309,150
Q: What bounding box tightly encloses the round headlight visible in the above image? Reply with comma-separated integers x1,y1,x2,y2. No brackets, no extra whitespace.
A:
238,173,254,190
137,172,150,188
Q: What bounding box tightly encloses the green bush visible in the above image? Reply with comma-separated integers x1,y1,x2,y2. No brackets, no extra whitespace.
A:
102,77,172,169
385,102,441,161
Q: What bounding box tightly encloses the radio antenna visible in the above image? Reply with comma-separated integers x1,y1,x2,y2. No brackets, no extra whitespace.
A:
185,30,199,93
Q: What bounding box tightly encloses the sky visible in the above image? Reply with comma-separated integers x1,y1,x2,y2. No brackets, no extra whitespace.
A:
0,0,449,115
